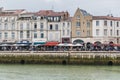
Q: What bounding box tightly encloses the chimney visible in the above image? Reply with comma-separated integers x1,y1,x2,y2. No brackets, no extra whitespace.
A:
0,7,4,12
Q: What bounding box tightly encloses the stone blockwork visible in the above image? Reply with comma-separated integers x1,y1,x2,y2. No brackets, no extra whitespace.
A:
0,51,120,65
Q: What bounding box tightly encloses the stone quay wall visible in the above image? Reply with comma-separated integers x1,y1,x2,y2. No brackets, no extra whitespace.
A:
0,51,120,65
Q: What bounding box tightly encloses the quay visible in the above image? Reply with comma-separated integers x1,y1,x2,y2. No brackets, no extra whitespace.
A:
0,51,120,65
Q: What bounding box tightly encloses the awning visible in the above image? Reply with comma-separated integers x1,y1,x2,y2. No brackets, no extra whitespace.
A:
58,43,73,46
45,41,59,46
16,43,31,46
73,43,83,46
34,42,45,46
0,44,11,46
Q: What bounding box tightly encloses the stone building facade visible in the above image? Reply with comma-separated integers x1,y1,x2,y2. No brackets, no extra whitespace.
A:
71,8,92,44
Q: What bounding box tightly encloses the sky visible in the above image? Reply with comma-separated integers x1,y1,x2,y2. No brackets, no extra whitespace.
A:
0,0,120,16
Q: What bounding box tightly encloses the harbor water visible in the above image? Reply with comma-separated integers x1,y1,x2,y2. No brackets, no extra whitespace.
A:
0,65,120,80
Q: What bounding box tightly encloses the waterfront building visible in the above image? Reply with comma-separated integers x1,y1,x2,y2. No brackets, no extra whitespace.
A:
71,8,92,44
36,10,71,43
0,7,26,45
92,15,120,44
0,7,71,47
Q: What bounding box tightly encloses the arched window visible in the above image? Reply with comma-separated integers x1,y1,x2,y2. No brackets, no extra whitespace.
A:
73,39,84,44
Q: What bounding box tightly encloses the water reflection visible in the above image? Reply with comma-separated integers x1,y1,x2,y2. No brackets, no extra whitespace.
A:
0,65,120,80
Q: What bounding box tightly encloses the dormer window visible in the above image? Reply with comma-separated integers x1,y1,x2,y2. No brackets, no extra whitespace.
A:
56,17,59,21
37,16,40,20
54,17,57,21
41,16,43,20
51,17,53,21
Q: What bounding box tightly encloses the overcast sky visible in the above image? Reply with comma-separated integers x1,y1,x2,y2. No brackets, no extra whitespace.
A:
0,0,120,16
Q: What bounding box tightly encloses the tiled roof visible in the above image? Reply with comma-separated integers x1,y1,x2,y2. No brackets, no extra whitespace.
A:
93,16,120,21
0,9,26,16
66,17,72,22
36,10,66,16
21,12,35,15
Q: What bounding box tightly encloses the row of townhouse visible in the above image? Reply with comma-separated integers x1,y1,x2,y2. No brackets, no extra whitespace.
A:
0,7,120,45
72,8,120,44
0,7,71,45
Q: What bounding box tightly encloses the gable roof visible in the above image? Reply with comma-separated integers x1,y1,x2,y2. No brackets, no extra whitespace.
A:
93,16,120,21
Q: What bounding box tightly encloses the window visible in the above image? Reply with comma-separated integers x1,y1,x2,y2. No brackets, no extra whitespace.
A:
96,29,99,36
11,32,15,39
11,17,15,22
87,30,90,36
27,31,30,38
20,31,23,39
51,17,53,21
20,23,23,30
104,29,107,36
63,23,65,27
117,30,119,36
110,29,112,36
67,30,69,35
27,23,30,30
76,31,80,36
110,21,112,26
55,24,58,30
0,18,2,22
0,24,2,30
67,22,70,28
76,15,80,19
4,32,8,39
41,33,44,38
50,24,53,30
63,30,65,36
87,22,90,27
54,17,57,21
4,17,8,22
40,23,44,30
117,22,119,27
56,17,59,21
34,32,37,38
96,21,99,26
104,21,107,26
11,23,15,30
4,23,8,30
0,33,2,39
34,23,37,30
76,22,80,27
